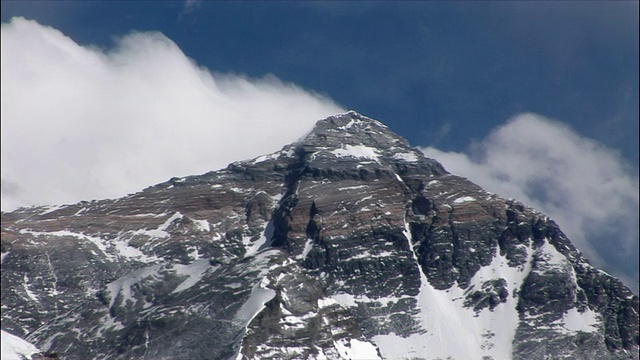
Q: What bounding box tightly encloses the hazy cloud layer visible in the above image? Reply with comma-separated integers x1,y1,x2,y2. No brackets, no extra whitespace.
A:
421,113,639,292
1,17,343,210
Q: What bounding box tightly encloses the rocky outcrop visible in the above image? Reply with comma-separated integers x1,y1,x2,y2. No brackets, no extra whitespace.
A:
1,111,638,359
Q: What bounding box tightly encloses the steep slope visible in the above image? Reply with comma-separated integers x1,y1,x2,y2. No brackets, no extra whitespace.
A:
1,111,638,359
1,330,38,360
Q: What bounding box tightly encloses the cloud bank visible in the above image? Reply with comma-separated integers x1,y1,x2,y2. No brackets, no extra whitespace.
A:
421,113,639,292
1,17,343,211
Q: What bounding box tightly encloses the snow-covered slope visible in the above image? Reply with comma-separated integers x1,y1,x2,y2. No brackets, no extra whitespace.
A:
1,330,40,360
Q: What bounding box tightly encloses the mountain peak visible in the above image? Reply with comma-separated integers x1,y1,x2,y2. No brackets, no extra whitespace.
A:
235,112,448,186
1,112,638,360
304,110,407,149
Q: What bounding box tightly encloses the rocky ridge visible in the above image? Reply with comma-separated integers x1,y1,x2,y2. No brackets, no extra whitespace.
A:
1,111,638,359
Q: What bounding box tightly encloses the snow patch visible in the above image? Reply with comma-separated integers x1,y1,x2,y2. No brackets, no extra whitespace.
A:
334,338,381,360
328,293,406,309
330,145,381,163
338,185,369,191
338,119,358,130
234,277,276,325
22,274,39,303
453,196,476,204
98,313,125,334
37,204,65,215
252,152,280,164
252,148,295,163
187,246,202,260
534,241,570,273
244,220,274,257
105,264,164,309
125,211,183,241
192,219,210,232
318,298,339,308
560,307,600,334
1,330,41,360
171,259,213,294
392,152,419,163
301,238,314,259
110,236,159,262
331,293,358,308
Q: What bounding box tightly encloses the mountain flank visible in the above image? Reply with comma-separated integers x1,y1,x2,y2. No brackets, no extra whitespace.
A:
1,111,638,359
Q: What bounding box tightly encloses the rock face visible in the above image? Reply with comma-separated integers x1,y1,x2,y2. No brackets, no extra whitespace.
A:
1,111,638,359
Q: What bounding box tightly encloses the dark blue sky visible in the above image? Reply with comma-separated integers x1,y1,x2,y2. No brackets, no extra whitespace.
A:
2,1,638,168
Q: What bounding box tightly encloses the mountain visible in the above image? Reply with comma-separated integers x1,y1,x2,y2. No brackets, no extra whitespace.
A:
1,111,638,360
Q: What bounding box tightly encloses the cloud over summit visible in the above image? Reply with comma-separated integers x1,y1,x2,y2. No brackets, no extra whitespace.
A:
1,17,343,211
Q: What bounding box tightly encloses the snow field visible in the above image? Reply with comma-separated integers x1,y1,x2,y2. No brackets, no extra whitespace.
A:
371,221,534,360
1,330,40,360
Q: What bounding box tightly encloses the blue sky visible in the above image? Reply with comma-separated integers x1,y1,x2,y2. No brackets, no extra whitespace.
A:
3,1,637,159
1,1,638,291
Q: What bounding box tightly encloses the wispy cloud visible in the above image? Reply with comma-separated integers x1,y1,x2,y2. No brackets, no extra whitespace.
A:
421,113,639,293
183,0,200,12
1,17,343,211
178,0,201,20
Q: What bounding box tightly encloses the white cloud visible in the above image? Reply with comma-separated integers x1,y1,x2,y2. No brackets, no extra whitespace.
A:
180,0,201,18
421,113,639,293
1,17,344,211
